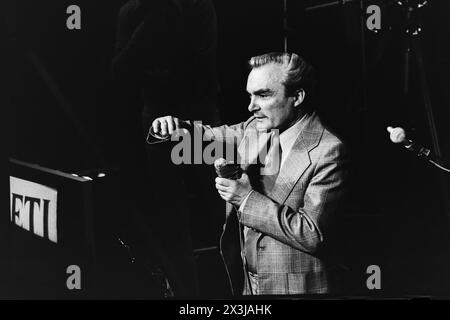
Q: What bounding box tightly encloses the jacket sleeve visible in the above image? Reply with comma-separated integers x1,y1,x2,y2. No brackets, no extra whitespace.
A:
146,118,255,146
187,120,247,145
239,140,348,254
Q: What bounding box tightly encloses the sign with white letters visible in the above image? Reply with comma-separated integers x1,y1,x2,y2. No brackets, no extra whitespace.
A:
10,176,58,243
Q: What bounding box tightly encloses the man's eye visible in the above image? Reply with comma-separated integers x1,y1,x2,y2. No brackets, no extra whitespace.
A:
249,93,270,98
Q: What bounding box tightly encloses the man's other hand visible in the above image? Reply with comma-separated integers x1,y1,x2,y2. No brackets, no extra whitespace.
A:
215,173,253,207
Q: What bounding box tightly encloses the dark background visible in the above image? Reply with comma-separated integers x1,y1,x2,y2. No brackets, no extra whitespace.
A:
4,0,450,297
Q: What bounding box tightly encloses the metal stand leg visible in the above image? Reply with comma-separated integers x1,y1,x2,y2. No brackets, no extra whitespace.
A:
412,37,450,214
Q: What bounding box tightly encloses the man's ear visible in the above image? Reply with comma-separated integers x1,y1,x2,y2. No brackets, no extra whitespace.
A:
293,89,305,107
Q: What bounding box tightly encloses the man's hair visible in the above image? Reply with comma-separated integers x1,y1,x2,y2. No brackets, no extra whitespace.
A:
248,52,316,100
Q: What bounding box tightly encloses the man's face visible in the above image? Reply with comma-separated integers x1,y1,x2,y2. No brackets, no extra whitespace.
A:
246,63,296,131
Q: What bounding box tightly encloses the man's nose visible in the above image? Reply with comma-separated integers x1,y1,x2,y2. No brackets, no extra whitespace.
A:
248,98,259,113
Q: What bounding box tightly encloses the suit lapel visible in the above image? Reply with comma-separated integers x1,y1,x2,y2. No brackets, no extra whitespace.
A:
236,112,324,205
268,112,324,205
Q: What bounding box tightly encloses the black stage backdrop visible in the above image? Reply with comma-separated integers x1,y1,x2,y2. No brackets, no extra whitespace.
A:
4,0,450,298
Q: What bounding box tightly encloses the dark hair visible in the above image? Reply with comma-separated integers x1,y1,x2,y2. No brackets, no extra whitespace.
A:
248,52,317,100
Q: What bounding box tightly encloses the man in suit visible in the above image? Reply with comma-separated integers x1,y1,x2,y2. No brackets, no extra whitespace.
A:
148,52,348,295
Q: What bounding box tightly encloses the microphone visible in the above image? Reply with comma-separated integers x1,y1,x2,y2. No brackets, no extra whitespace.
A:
387,126,432,158
214,158,243,180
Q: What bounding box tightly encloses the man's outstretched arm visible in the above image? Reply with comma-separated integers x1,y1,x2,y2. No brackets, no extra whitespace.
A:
146,115,251,145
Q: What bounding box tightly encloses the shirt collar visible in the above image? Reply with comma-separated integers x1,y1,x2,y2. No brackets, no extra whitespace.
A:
279,113,307,153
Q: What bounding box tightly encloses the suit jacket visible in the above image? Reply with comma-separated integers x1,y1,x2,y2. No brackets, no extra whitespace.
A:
147,111,348,295
191,111,348,295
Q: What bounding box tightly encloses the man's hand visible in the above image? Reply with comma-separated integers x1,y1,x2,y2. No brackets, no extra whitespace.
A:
215,173,253,207
151,116,184,137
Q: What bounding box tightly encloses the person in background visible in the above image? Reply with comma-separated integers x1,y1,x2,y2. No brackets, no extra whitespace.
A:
112,0,220,297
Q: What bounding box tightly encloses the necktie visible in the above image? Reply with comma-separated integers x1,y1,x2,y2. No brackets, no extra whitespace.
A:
244,132,281,274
